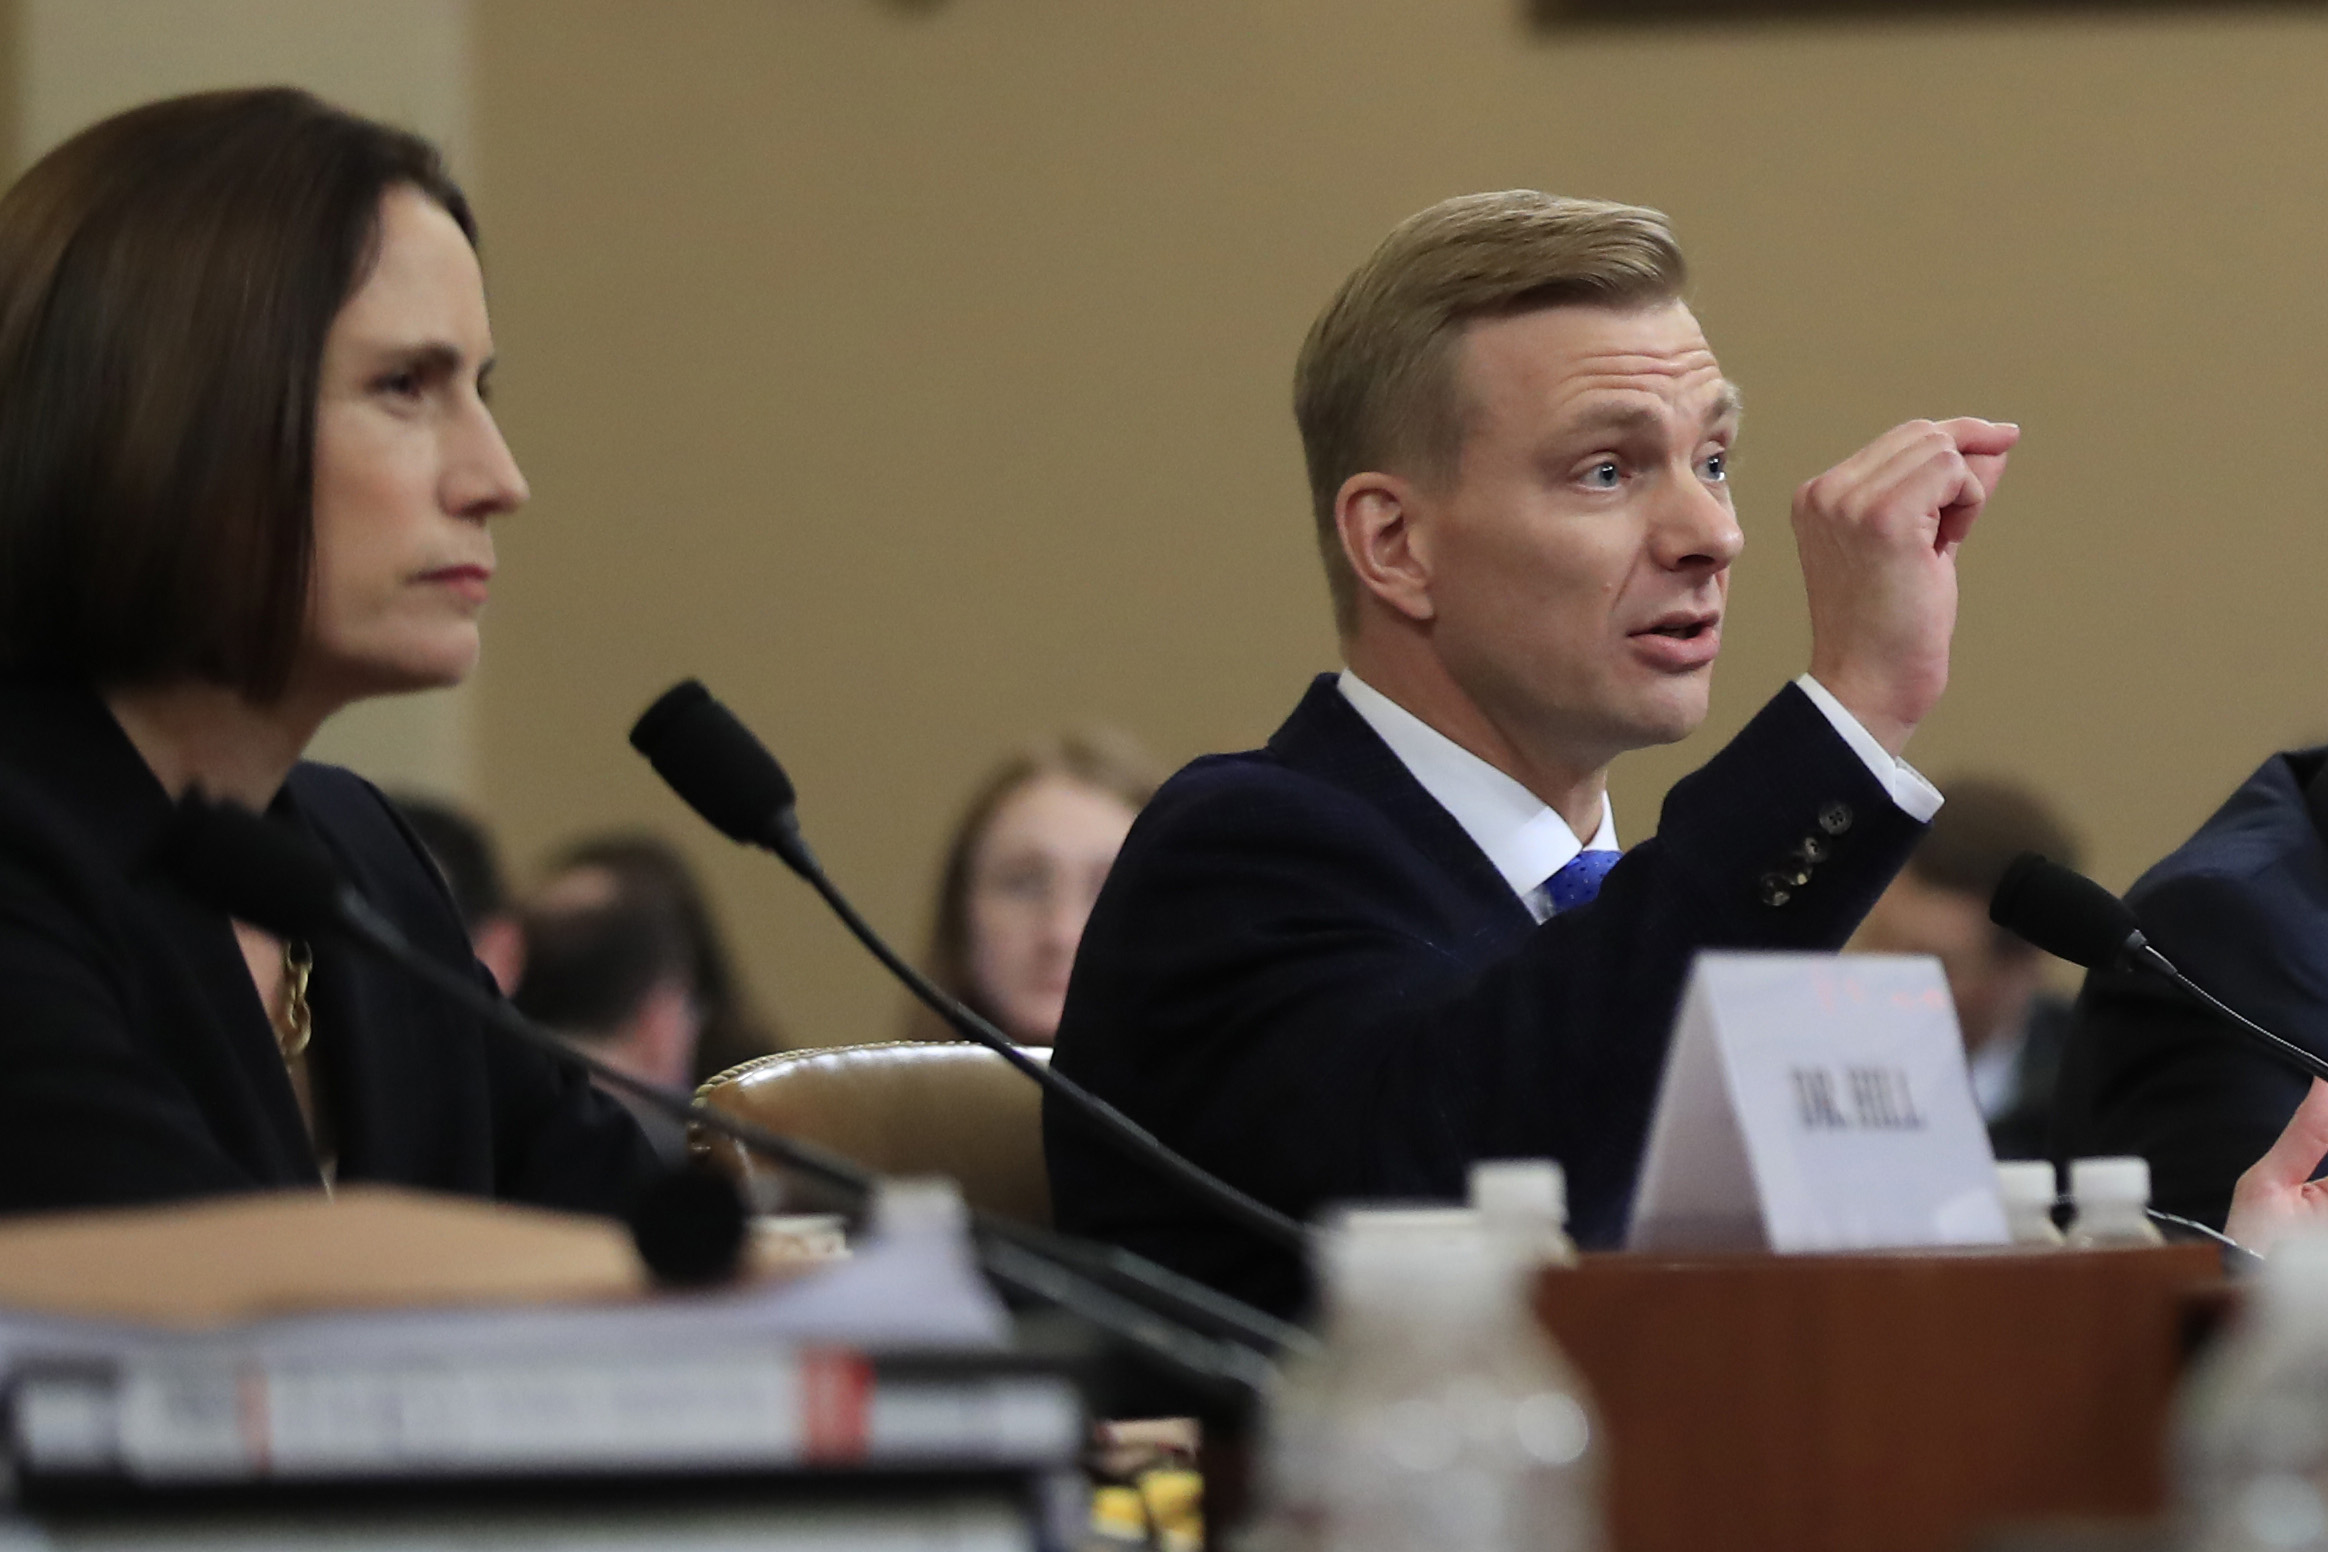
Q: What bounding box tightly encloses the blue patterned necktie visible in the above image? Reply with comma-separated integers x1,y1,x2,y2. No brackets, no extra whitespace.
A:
1543,849,1622,914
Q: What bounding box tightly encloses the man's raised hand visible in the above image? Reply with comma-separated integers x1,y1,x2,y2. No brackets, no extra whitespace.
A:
1794,417,2020,756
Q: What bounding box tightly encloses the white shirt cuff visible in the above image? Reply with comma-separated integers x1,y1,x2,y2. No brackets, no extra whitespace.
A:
1792,674,1944,823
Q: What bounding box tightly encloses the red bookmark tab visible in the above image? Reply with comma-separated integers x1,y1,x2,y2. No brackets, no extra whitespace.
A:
800,1349,872,1463
237,1366,271,1475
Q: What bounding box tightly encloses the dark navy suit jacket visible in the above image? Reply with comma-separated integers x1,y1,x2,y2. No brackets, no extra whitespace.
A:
2054,747,2328,1228
0,675,659,1218
1045,675,1925,1315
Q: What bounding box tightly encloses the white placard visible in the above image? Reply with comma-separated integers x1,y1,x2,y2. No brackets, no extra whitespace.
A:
1627,952,2007,1253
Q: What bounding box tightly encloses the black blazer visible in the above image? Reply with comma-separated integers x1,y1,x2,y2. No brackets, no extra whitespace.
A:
1044,675,1925,1314
2054,747,2328,1228
1984,991,2074,1163
0,675,659,1217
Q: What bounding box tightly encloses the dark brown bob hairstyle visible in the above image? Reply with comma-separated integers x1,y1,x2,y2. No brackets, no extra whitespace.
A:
0,87,474,700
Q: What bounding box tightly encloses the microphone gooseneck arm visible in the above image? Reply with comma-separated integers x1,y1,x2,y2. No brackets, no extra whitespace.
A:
786,843,1310,1256
2144,1206,2264,1269
628,681,1309,1256
2147,950,2328,1086
329,888,874,1200
326,887,1307,1378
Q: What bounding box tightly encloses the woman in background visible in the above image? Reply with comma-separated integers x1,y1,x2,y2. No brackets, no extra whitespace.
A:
907,730,1163,1047
0,89,656,1215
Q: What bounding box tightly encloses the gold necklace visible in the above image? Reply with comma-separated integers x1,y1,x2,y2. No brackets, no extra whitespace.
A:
277,940,314,1060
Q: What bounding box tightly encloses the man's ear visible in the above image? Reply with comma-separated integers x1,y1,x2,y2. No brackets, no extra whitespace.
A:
1335,471,1436,624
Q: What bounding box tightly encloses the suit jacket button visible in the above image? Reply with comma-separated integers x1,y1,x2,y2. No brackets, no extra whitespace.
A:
1795,835,1831,864
1818,801,1854,836
1759,872,1793,907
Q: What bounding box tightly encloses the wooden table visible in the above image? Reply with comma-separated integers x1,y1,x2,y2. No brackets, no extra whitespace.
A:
1535,1245,2224,1552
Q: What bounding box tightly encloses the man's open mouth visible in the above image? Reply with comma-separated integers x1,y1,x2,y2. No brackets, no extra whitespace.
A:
1638,617,1717,640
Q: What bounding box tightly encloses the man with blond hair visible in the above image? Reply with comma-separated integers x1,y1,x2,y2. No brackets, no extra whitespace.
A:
1045,192,2017,1314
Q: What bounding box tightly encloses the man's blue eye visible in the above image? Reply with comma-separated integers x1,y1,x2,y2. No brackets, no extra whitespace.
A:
1701,452,1728,482
1584,462,1621,490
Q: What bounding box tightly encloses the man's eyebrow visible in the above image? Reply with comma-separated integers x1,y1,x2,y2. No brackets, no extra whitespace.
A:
1560,403,1666,438
1553,381,1744,440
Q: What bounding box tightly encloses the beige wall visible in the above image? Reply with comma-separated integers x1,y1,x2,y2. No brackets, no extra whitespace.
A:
470,2,2328,1050
0,3,14,174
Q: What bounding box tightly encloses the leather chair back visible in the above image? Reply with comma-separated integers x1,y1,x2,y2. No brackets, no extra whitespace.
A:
694,1041,1052,1227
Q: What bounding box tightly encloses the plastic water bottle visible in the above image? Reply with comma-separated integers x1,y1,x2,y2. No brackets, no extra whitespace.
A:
2179,1232,2328,1549
1250,1208,1468,1552
1251,1206,1477,1551
1995,1160,2065,1248
1254,1207,1604,1552
1470,1159,1579,1268
2064,1156,2165,1247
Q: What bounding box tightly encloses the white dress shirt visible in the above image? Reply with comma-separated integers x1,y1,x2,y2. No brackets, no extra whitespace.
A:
1336,670,1941,925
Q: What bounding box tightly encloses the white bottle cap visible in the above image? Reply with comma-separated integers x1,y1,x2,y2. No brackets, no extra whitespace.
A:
1470,1159,1568,1228
1995,1160,2059,1210
1315,1203,1509,1314
2069,1155,2152,1207
870,1175,970,1238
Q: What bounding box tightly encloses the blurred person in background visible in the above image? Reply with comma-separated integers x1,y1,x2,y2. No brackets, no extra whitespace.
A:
513,841,718,1161
533,834,782,1087
1848,776,2083,1160
2057,741,2328,1235
907,730,1164,1047
0,89,656,1214
393,793,526,993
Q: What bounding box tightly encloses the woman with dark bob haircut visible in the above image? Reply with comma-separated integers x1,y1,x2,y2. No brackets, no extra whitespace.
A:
0,89,657,1215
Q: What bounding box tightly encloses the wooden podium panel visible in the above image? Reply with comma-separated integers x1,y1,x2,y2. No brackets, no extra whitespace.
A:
1534,1246,2222,1552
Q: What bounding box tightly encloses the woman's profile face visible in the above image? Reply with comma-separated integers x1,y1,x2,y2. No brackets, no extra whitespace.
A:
300,185,528,705
964,773,1138,1047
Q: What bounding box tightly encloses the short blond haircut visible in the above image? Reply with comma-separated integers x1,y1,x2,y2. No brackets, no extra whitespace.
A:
1293,191,1688,630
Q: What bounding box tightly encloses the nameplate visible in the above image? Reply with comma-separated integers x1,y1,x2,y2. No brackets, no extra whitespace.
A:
1627,952,2006,1253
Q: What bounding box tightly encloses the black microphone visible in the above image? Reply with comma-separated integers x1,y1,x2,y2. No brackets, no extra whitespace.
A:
1990,851,2328,1085
1989,851,2175,977
152,792,1300,1393
630,681,813,872
629,681,1310,1256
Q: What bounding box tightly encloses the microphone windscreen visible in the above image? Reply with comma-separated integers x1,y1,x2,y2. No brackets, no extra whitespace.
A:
152,793,346,940
627,1161,748,1287
1989,852,2142,970
628,681,798,847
